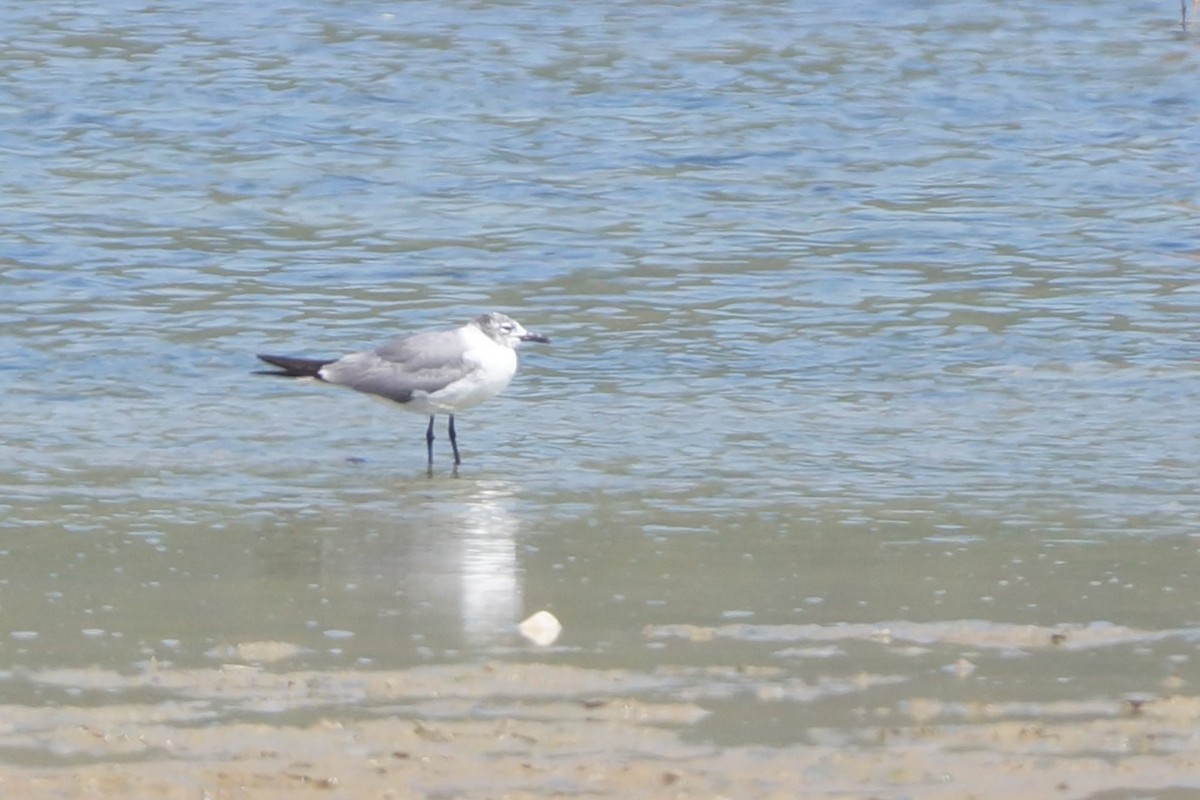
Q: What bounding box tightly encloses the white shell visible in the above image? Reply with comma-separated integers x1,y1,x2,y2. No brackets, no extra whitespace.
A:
518,610,563,646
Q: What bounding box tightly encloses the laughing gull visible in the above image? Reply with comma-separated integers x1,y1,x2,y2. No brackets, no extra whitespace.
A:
256,312,549,467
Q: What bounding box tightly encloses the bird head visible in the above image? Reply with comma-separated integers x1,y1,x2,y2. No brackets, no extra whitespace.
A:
475,312,550,348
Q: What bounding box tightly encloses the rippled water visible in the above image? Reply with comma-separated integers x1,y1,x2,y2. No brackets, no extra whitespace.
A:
3,0,1200,769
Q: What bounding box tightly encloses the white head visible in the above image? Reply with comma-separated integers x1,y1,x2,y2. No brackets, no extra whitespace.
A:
473,312,550,349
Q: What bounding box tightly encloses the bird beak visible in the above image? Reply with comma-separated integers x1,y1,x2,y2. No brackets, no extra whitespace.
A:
521,331,551,344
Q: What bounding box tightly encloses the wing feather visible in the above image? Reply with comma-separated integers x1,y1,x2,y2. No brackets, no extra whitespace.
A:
318,328,476,404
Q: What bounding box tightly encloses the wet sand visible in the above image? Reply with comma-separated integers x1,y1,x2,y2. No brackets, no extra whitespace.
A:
2,655,1199,799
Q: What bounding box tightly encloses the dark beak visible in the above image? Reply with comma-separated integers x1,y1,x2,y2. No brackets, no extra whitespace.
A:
521,332,551,344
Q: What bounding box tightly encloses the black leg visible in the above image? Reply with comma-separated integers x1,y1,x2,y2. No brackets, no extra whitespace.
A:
425,415,436,467
448,414,461,465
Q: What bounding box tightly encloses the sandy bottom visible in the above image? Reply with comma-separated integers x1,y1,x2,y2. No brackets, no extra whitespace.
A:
2,647,1200,800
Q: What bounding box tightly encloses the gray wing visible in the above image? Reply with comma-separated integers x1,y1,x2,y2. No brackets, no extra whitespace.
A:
319,328,475,403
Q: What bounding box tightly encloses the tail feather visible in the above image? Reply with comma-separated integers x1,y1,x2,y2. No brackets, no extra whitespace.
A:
255,354,333,378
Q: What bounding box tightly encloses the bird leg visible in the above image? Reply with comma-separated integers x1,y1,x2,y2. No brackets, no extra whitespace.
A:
425,415,436,467
448,414,461,465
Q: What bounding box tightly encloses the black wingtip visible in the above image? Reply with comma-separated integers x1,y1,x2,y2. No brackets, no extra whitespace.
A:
255,354,332,378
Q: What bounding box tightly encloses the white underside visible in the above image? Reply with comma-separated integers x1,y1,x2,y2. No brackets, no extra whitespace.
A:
408,366,516,414
399,326,518,415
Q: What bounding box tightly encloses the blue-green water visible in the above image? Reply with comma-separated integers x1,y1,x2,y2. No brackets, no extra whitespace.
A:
3,0,1200,779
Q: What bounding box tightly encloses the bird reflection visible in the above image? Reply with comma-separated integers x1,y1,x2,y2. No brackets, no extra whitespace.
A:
268,479,527,655
454,483,521,645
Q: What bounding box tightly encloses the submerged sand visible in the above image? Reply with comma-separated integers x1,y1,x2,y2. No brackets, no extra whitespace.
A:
1,647,1199,799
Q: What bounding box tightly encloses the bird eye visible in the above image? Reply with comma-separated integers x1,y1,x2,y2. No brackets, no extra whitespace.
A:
500,323,514,332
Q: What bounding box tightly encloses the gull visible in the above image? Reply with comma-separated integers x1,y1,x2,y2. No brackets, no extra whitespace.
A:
256,312,549,468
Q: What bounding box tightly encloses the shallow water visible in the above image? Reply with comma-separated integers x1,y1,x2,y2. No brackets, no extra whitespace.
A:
3,0,1200,793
